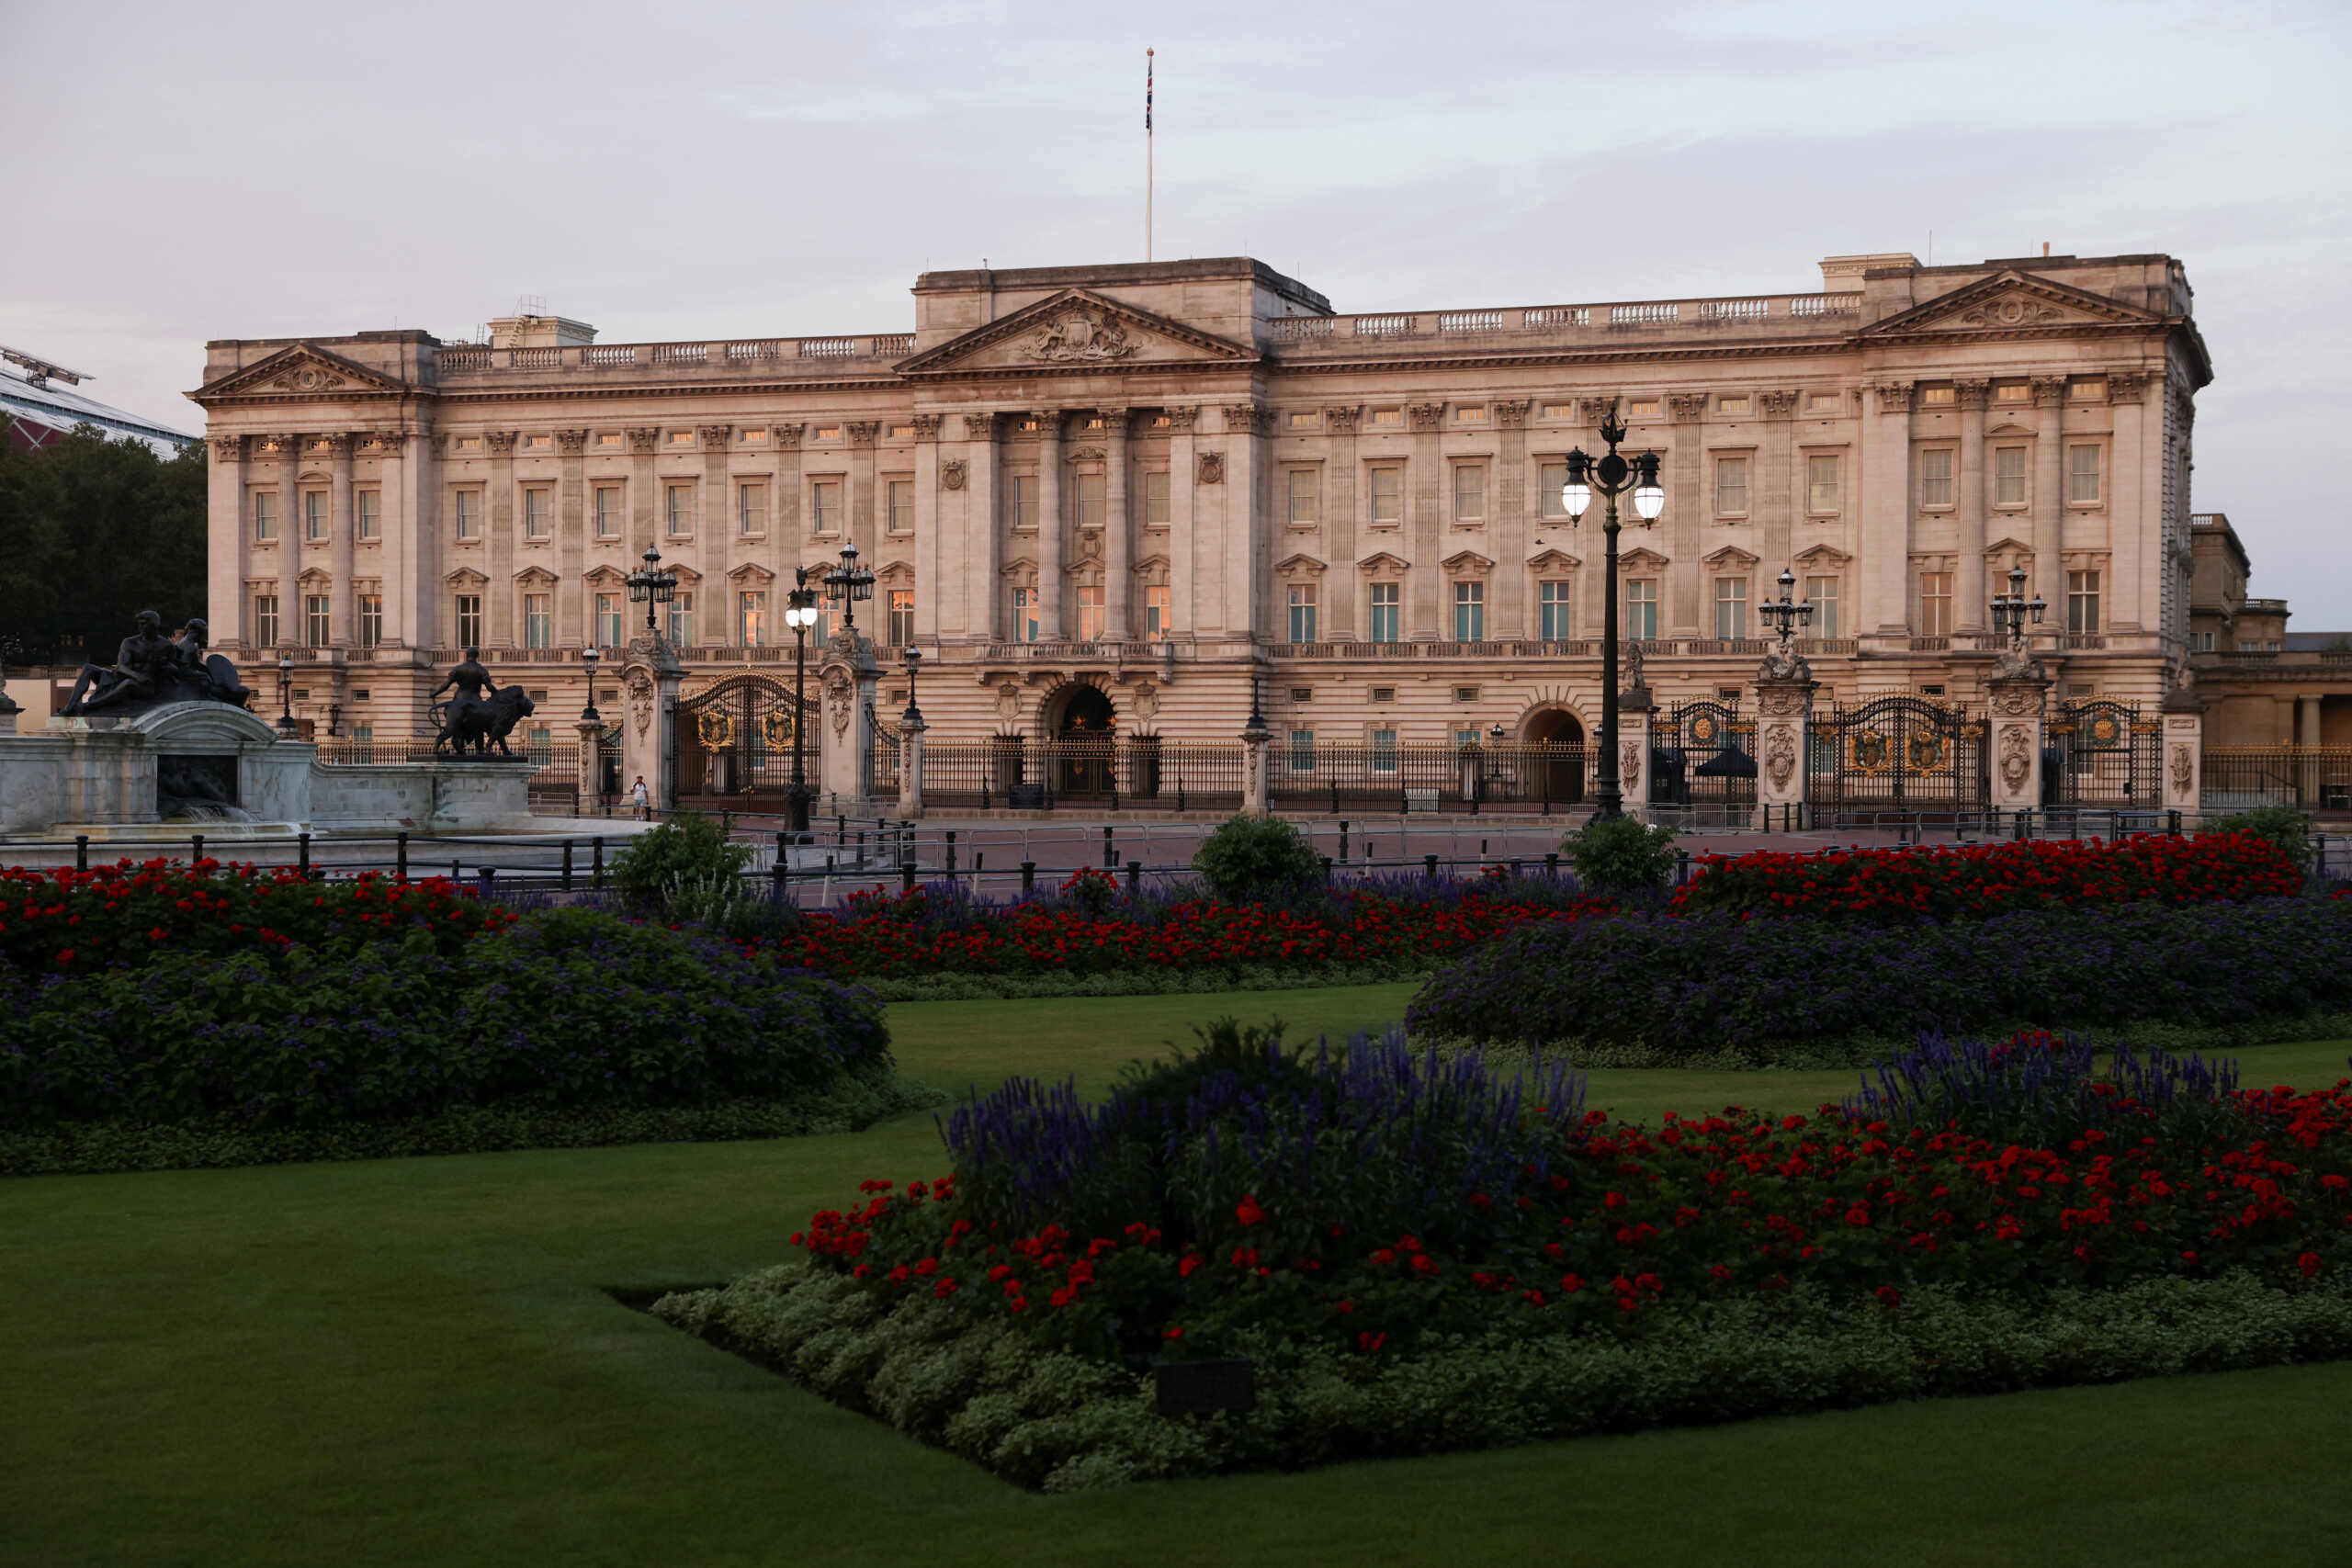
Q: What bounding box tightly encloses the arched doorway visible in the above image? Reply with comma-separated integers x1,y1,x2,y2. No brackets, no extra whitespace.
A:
1052,684,1117,798
1521,708,1587,806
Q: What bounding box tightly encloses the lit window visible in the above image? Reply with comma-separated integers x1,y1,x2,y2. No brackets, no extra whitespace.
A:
523,487,550,539
2067,446,2101,503
1287,583,1317,643
1713,578,1747,639
1288,411,1317,430
1720,395,1752,415
1918,571,1953,637
1011,586,1038,642
356,491,381,540
665,483,693,536
356,593,382,649
1806,391,1840,412
304,491,329,541
1145,585,1170,640
1804,577,1839,640
1920,386,1956,407
1370,468,1403,525
887,588,914,647
1368,581,1401,643
524,592,551,649
594,485,622,537
1453,465,1486,523
1806,455,1839,513
1289,729,1316,771
738,481,767,536
1539,581,1572,640
667,592,695,647
1993,446,2028,507
305,593,332,647
1287,469,1318,525
1454,406,1484,423
1918,450,1954,509
1625,579,1658,641
1626,399,1661,419
1143,471,1170,525
2070,379,2107,401
1077,583,1104,642
454,491,481,539
594,593,622,648
1076,472,1104,530
2068,570,2101,634
253,593,279,645
1714,457,1748,515
669,431,694,447
1996,383,2030,403
888,479,914,534
454,593,482,648
1453,581,1486,642
1370,728,1398,772
738,591,766,647
1371,409,1403,427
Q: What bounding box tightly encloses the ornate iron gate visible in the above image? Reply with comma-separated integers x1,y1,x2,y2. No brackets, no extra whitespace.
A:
1808,694,1986,816
675,673,820,807
2046,699,2160,807
1651,701,1755,809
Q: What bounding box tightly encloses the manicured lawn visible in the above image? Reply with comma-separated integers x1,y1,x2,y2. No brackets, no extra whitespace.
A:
5,986,2350,1568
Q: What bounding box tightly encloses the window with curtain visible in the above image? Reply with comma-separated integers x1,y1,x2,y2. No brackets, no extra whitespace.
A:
1539,581,1571,640
1012,586,1038,642
356,490,381,539
2067,446,2101,503
252,491,277,542
1806,455,1839,513
356,593,382,649
1453,465,1485,523
667,592,695,647
1287,583,1317,643
454,594,482,648
1453,581,1486,642
524,593,551,649
1993,447,2028,507
1012,475,1037,530
253,593,279,645
1370,728,1398,773
1143,470,1170,525
1370,467,1402,525
1145,585,1170,640
1289,729,1316,772
594,593,622,648
1918,450,1954,508
738,481,767,536
888,479,914,534
305,593,331,647
665,484,694,535
1368,581,1400,643
594,486,622,537
1713,457,1749,515
2068,570,2101,633
737,591,766,647
1540,461,1569,518
1713,578,1748,639
1077,583,1104,642
1287,469,1319,525
1076,472,1104,530
888,589,914,646
1804,576,1839,639
305,491,329,541
454,491,480,539
1918,571,1953,636
524,488,549,539
810,479,840,535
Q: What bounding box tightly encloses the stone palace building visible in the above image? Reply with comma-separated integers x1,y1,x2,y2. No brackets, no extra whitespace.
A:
191,248,2220,780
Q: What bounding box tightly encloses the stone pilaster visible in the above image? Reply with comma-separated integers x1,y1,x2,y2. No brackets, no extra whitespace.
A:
486,431,517,646
817,633,880,808
1753,667,1816,825
1035,411,1064,640
1102,409,1132,641
557,430,589,646
574,710,605,808
1987,669,2052,812
327,434,356,648
274,435,300,647
898,711,926,818
208,434,247,649
1955,380,1988,633
2162,684,2205,815
620,628,684,812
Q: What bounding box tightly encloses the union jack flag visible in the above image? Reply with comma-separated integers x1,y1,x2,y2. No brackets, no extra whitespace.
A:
1146,53,1153,131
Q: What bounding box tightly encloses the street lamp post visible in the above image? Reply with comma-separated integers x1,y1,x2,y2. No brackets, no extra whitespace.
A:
277,653,299,738
1758,567,1815,649
1559,407,1666,819
626,546,678,636
900,645,923,725
1989,565,2046,653
783,570,822,834
824,542,876,632
580,645,601,720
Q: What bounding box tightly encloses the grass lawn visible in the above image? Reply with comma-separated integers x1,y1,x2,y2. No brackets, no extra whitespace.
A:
4,985,2349,1568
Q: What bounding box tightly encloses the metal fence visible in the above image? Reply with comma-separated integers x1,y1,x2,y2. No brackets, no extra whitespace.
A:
2201,747,2352,811
1271,743,1587,815
919,738,1248,812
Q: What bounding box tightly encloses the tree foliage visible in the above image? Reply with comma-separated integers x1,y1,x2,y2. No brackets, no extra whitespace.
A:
0,424,207,662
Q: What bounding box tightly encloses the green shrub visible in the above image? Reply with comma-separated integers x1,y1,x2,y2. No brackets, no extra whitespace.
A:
1562,815,1678,894
2206,806,2313,871
608,813,753,906
1190,814,1323,903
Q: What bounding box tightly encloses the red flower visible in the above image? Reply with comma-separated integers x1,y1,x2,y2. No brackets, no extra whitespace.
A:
1235,1194,1267,1228
1357,1331,1387,1353
1874,1284,1903,1308
1163,1326,1184,1340
1179,1254,1203,1278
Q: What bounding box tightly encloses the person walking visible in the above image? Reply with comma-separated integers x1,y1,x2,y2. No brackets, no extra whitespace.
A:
629,774,650,819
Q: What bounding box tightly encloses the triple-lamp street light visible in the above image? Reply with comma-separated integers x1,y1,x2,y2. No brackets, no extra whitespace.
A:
626,546,679,635
1990,565,2047,652
1758,568,1815,649
1558,408,1666,819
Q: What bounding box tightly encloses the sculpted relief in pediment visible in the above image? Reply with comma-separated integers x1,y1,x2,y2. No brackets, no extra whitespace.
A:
1028,303,1136,364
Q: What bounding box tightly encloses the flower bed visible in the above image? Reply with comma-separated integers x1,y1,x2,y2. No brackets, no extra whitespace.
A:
1671,831,2301,923
653,1024,2352,1490
1405,897,2352,1066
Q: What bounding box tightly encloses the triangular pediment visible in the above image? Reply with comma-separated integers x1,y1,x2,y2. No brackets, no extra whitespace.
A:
1619,547,1670,572
727,561,777,583
1861,270,2163,340
1703,546,1760,570
1526,548,1582,571
514,565,559,586
1442,549,1496,575
1985,536,2034,559
899,289,1260,378
192,344,413,402
1357,550,1410,573
1792,544,1852,568
1274,552,1328,576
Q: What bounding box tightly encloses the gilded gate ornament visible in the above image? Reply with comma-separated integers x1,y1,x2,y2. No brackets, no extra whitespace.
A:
696,710,735,750
762,711,795,749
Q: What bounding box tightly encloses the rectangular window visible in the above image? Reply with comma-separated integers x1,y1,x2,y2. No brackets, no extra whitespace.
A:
1804,577,1839,640
454,593,482,649
1625,579,1659,641
454,490,481,540
523,487,549,539
1145,585,1170,640
1011,586,1038,643
1455,728,1480,750
1453,581,1486,642
811,479,845,535
1453,465,1486,523
1713,578,1748,640
2068,570,2102,634
356,490,381,540
1994,446,2028,507
253,593,279,646
665,483,693,536
738,590,766,647
1076,472,1105,531
1538,581,1572,640
1918,449,1955,509
738,481,767,536
1077,583,1104,642
304,593,331,648
356,593,382,649
1286,469,1319,525
594,593,622,648
252,491,278,543
1289,730,1316,772
1370,728,1398,773
1806,455,1840,513
524,592,551,649
1369,467,1403,525
352,723,374,749
1540,461,1569,518
594,485,622,537
1918,571,1953,637
1368,581,1401,643
887,479,914,534
888,588,914,647
1143,470,1170,525
1287,583,1317,643
304,491,329,542
1713,457,1749,515
1012,475,1037,530
667,592,695,647
2067,446,2101,503
2194,629,2215,653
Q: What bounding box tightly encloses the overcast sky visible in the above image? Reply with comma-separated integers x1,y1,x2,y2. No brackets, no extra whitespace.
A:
7,0,2347,623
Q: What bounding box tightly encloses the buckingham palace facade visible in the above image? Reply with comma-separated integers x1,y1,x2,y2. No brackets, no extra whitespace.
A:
189,248,2210,768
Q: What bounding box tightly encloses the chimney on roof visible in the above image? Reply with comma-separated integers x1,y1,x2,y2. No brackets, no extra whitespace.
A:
487,313,597,349
1817,253,1921,289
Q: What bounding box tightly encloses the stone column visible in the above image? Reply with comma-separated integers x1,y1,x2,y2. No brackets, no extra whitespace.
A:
486,431,517,646
847,421,880,560
1326,405,1359,641
1168,408,1198,641
1219,403,1266,639
208,434,246,649
1955,380,1988,633
960,413,1000,639
574,710,605,808
817,634,880,809
2298,693,2324,750
274,435,300,647
1753,667,1816,827
1987,669,2052,814
700,424,733,633
1102,409,1132,641
2109,372,2149,634
1495,400,1529,638
911,413,944,638
1759,389,1797,595
1035,411,1065,640
2031,378,2066,614
897,710,925,818
627,427,661,556
1666,393,1707,638
1860,384,1913,639
2162,693,2203,816
328,434,356,647
1407,401,1444,640
557,430,589,646
620,628,684,813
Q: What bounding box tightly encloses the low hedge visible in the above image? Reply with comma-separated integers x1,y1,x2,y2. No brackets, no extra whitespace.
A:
654,1268,2352,1492
1406,897,2352,1066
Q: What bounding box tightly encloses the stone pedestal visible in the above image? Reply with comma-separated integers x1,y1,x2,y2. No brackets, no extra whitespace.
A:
574,714,605,810
620,631,684,813
897,713,925,819
2162,689,2205,816
817,632,879,811
1753,669,1816,826
1240,719,1271,818
1987,670,2052,813
1613,686,1657,814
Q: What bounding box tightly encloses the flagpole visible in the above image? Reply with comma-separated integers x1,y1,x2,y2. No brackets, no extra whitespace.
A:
1146,48,1154,263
